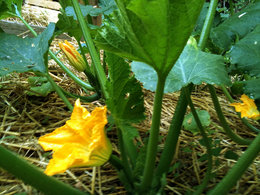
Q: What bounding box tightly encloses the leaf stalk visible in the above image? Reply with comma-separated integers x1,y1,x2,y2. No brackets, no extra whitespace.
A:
140,74,166,192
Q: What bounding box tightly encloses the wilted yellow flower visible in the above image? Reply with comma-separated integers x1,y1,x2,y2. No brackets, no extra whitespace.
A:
230,94,260,120
59,40,87,72
38,99,112,176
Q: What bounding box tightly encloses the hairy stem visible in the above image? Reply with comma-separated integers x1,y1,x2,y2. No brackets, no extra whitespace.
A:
0,145,87,195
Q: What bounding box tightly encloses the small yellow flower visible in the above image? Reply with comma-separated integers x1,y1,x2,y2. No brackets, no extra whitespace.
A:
38,99,112,176
230,94,260,120
59,40,87,72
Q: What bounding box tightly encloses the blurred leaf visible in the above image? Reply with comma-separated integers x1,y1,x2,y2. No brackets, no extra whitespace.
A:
0,23,55,76
131,37,231,93
211,147,221,156
230,25,260,77
0,0,22,19
244,79,260,100
224,150,239,161
56,9,83,40
210,1,260,50
56,0,117,40
231,81,244,96
183,109,211,134
27,76,54,97
96,0,204,74
65,1,116,19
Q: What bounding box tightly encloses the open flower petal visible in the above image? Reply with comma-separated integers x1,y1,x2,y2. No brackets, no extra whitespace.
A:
230,94,260,120
38,99,112,176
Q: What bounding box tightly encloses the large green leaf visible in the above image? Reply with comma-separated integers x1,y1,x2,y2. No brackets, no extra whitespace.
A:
96,0,204,75
131,37,231,93
0,23,55,76
26,76,54,97
183,109,211,135
0,0,22,19
210,1,260,50
106,53,144,122
106,52,145,167
230,25,260,77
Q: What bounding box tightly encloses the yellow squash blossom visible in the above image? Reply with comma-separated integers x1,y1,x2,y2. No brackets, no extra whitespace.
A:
59,40,87,72
38,99,112,176
230,94,260,120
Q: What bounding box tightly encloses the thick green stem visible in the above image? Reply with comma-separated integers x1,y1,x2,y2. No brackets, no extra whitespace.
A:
184,87,213,195
0,145,87,195
229,0,235,16
208,133,260,195
156,86,189,178
71,0,108,99
198,0,219,49
208,85,252,145
46,73,74,111
117,128,134,188
140,74,166,192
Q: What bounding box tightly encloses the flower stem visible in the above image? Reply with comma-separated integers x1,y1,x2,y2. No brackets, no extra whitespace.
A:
156,85,190,178
0,145,87,195
140,74,166,192
61,88,99,102
208,132,260,195
71,0,108,99
184,87,213,195
208,85,252,145
45,73,74,111
48,51,94,91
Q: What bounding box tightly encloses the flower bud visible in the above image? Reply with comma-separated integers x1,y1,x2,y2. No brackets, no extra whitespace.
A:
59,40,87,72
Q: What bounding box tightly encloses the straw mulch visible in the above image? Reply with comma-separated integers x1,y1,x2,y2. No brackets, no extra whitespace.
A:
0,4,259,195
